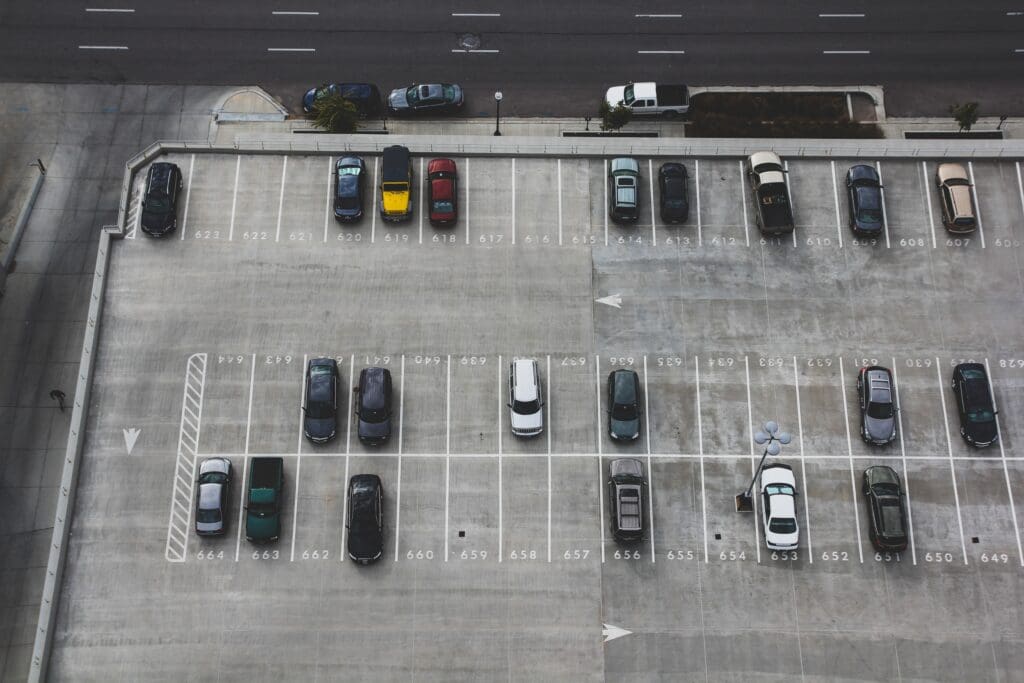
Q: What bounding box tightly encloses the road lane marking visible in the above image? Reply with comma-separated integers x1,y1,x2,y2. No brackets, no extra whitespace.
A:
793,356,812,562
511,159,516,245
875,161,891,248
179,154,195,241
339,440,350,562
275,156,287,242
695,356,708,563
464,157,471,245
935,359,969,564
891,360,917,564
985,359,1024,566
783,160,797,247
649,159,657,245
830,160,844,248
445,354,451,561
921,161,937,248
745,356,761,561
452,12,500,16
78,45,128,50
739,160,750,247
603,160,609,246
322,156,332,243
547,355,553,562
1016,162,1024,222
498,356,503,562
419,157,425,245
838,358,864,562
233,456,248,562
596,355,605,562
272,10,319,15
267,48,316,52
291,353,307,561
823,50,870,54
636,14,682,18
557,159,563,246
819,13,865,17
451,49,500,53
371,156,379,243
85,7,135,12
967,161,986,248
228,155,240,241
394,355,405,561
643,356,655,563
638,50,686,54
695,159,703,246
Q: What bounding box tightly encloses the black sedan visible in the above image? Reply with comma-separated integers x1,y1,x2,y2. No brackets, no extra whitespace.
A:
195,457,231,536
387,83,464,115
658,162,689,223
347,474,384,564
304,358,339,443
846,165,884,236
302,83,382,117
334,156,366,222
608,369,641,441
951,363,999,447
863,465,908,552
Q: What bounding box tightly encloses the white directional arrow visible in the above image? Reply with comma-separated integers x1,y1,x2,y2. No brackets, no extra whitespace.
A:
595,294,623,309
602,623,632,643
123,428,141,455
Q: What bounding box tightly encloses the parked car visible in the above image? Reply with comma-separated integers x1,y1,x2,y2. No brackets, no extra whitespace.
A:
347,474,384,564
427,158,458,226
846,165,884,236
607,369,641,441
387,83,464,115
862,465,909,552
747,151,794,235
245,457,284,543
951,363,998,447
607,459,645,543
141,162,183,237
195,457,231,536
658,162,689,223
303,83,382,117
508,359,543,437
355,367,393,445
380,145,413,221
761,463,799,551
304,358,339,443
856,366,897,445
608,158,640,223
334,156,366,222
935,163,976,233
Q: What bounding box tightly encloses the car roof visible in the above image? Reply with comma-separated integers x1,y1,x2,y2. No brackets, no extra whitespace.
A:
610,458,643,478
770,494,796,519
938,163,969,183
430,176,454,200
512,359,539,401
612,370,638,404
866,465,899,487
198,482,223,509
428,158,457,174
359,367,390,409
337,156,363,168
749,151,782,169
761,463,796,487
199,457,230,476
848,164,879,183
660,162,686,177
350,473,381,494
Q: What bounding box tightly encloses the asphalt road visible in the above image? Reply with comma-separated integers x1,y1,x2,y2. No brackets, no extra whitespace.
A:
1,2,1023,117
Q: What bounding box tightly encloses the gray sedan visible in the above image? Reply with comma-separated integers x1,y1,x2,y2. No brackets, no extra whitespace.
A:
195,457,232,536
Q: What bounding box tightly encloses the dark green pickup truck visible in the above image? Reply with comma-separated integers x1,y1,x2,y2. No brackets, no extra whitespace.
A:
245,457,284,543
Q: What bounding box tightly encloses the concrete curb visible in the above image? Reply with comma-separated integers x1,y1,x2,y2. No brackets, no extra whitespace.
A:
0,161,46,297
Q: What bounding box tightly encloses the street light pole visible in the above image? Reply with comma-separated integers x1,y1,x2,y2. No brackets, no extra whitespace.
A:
735,420,791,512
493,91,503,136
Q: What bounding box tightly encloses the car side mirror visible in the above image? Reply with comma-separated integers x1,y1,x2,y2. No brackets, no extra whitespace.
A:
506,402,512,408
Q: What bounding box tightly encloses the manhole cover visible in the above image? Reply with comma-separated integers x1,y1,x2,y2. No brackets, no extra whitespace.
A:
457,33,482,50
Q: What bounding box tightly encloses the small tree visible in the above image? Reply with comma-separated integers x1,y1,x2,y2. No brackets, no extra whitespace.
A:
950,102,980,133
599,100,632,132
312,93,359,134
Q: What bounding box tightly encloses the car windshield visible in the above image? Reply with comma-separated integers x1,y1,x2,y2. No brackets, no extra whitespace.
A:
432,199,454,213
201,472,227,484
765,484,794,496
407,86,422,104
769,517,797,533
612,402,637,421
622,85,635,104
197,508,221,523
146,197,169,212
867,401,894,419
968,409,995,423
513,399,540,414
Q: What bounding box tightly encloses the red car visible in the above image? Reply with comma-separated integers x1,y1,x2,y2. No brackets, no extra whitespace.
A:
427,158,458,226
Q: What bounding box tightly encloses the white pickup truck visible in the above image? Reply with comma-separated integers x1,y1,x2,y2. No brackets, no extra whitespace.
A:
604,82,690,117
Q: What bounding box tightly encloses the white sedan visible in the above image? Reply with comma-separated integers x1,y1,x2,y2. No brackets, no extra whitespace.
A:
760,463,799,550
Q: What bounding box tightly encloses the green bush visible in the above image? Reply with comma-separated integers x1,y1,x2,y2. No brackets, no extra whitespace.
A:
687,92,881,138
311,93,360,134
598,100,632,131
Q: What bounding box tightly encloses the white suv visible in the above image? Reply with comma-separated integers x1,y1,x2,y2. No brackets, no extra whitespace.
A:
509,359,543,437
760,463,799,551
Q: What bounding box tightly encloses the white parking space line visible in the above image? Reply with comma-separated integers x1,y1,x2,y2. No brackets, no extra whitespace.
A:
557,159,564,246
291,353,307,561
744,356,761,562
394,355,405,561
695,159,703,246
166,353,207,562
891,360,917,564
547,355,552,562
838,358,864,562
345,355,354,454
875,161,892,249
339,446,350,562
371,156,379,243
695,356,708,562
967,161,987,248
234,456,248,562
510,160,517,245
739,160,750,247
649,159,657,245
445,354,451,561
275,157,288,242
793,357,813,562
595,355,605,562
935,359,969,564
604,160,609,247
1016,162,1024,224
228,155,240,241
830,160,844,248
419,157,425,245
921,161,938,249
783,160,798,248
985,359,1024,565
180,154,195,241
464,157,470,245
244,354,256,452
322,156,332,243
643,356,655,563
498,357,503,563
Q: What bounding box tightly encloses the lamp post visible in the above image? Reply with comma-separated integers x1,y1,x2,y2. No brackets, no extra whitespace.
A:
735,420,792,512
493,91,503,136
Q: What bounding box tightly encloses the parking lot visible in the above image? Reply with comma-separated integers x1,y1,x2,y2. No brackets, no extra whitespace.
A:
52,151,1024,681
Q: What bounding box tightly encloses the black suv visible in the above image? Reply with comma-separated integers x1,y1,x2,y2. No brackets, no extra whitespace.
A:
141,162,183,237
608,369,641,441
658,162,689,223
355,367,393,445
856,366,897,445
845,165,883,236
303,358,339,443
347,474,384,564
951,363,998,447
862,466,908,552
607,459,645,543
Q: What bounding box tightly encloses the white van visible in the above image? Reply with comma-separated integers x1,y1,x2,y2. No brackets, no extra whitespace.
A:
509,359,543,437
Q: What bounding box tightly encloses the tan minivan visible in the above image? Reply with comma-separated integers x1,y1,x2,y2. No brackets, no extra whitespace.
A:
935,163,976,233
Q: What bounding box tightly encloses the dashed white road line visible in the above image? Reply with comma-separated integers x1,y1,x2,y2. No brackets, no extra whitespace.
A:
649,159,657,245
557,159,563,246
78,45,128,50
85,7,135,12
394,355,405,561
643,356,655,563
793,356,813,563
275,156,288,242
921,161,937,249
322,156,332,243
739,160,750,247
744,356,761,562
985,359,1024,566
179,154,195,241
596,355,605,562
875,161,892,249
967,161,987,248
638,50,686,54
830,160,844,248
272,10,319,15
890,360,917,564
695,159,703,246
695,356,708,563
635,13,682,18
451,12,500,16
444,354,451,561
838,358,864,562
451,49,500,53
823,50,870,54
819,13,865,18
935,359,969,564
291,353,307,561
267,47,316,53
228,155,240,241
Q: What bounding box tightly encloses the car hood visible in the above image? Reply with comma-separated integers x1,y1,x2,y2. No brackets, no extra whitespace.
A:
864,415,895,443
766,529,799,548
359,417,391,441
141,206,172,231
388,88,410,110
510,409,543,433
302,87,319,112
305,417,335,440
246,511,279,539
610,417,640,440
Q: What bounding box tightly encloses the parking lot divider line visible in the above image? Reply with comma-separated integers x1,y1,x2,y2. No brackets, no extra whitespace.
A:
921,161,937,249
557,159,564,246
340,452,350,562
445,355,451,562
291,354,306,562
244,354,256,454
511,159,516,245
935,358,969,564
497,356,503,562
784,161,797,248
649,160,657,245
739,161,750,247
831,161,844,248
1016,162,1024,224
644,356,655,563
985,359,1024,566
180,154,195,241
604,160,609,247
793,356,813,563
165,353,207,562
891,359,917,564
464,158,470,245
322,156,332,243
395,355,406,562
234,455,248,562
875,161,892,249
695,356,708,563
694,160,703,246
346,355,354,454
228,155,240,241
967,162,986,248
547,356,553,562
275,156,287,243
399,355,406,456
745,356,762,562
371,157,379,244
596,355,605,562
838,358,864,562
419,158,425,245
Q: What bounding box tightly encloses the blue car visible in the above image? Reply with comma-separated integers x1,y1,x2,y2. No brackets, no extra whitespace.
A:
303,83,382,117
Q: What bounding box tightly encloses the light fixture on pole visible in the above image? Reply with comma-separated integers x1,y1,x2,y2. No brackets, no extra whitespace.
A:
493,91,503,136
735,420,792,511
